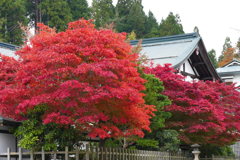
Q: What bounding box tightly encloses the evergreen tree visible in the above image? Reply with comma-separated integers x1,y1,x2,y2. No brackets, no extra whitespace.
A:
125,0,147,38
91,0,115,28
135,73,179,152
208,49,218,68
67,0,90,20
159,12,184,37
116,0,160,38
0,0,28,45
236,37,240,55
0,18,6,41
25,0,42,30
116,0,134,17
40,0,72,31
218,37,232,62
115,0,134,33
144,11,159,38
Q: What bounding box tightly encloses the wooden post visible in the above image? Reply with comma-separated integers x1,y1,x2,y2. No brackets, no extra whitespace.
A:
91,146,94,160
109,147,111,160
122,148,124,160
101,147,103,160
7,148,10,160
65,146,69,160
30,150,34,160
19,148,22,160
134,149,136,160
96,146,99,160
53,152,57,160
135,150,137,160
41,147,45,160
76,149,79,160
86,144,90,160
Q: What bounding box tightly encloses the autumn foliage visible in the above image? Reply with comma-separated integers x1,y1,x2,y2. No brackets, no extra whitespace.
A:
145,64,240,145
218,48,235,67
0,20,155,139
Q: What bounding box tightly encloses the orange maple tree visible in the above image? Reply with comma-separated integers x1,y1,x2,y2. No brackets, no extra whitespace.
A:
218,48,235,67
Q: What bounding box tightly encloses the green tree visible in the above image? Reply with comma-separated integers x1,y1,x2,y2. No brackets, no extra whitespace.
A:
91,0,115,28
0,0,28,45
25,0,42,30
67,0,90,20
218,37,232,62
144,11,159,38
14,105,82,151
40,0,72,31
125,0,147,38
208,49,218,68
116,0,133,17
136,73,180,151
159,12,184,37
0,18,6,41
141,74,171,131
200,144,234,158
115,0,133,33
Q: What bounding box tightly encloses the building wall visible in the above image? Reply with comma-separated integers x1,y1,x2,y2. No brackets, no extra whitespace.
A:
0,126,17,154
0,133,16,152
232,74,240,86
221,74,240,87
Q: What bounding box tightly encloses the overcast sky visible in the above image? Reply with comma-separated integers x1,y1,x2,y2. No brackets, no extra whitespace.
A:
87,0,240,57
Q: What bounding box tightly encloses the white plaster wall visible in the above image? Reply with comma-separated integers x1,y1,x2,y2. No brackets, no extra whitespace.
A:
0,133,17,160
185,61,195,75
179,61,196,76
0,133,16,153
233,74,240,86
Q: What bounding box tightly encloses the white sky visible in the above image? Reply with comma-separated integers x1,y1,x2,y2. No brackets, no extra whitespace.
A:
87,0,240,57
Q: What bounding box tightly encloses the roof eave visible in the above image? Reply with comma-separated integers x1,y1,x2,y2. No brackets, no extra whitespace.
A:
197,39,222,82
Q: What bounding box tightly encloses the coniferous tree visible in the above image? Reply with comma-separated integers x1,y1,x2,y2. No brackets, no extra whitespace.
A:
218,37,232,62
208,49,218,68
40,0,72,31
0,0,28,45
91,0,115,28
115,0,134,33
235,37,240,55
67,0,90,20
25,0,42,30
125,0,147,38
144,11,159,38
0,18,6,41
159,12,184,37
116,0,133,16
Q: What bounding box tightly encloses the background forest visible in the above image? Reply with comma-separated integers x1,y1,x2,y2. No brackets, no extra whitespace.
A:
0,0,236,68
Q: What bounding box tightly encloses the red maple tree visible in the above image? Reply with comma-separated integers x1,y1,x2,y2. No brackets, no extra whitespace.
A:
0,20,155,139
145,64,240,145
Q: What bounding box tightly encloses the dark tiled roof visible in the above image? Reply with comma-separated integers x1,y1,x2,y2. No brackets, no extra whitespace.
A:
0,42,19,51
